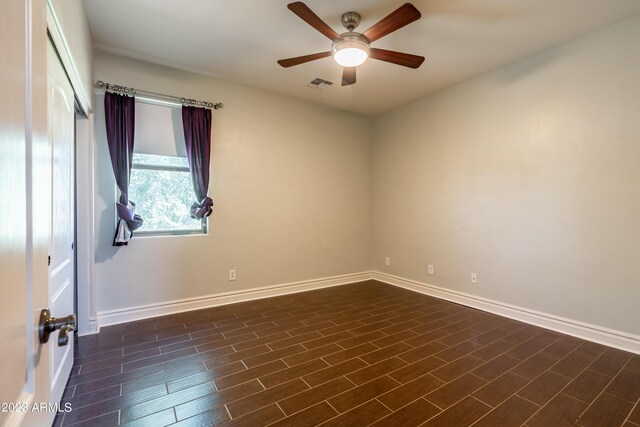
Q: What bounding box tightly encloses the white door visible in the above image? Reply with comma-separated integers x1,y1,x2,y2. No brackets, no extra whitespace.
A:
0,3,75,426
0,1,29,425
47,39,77,409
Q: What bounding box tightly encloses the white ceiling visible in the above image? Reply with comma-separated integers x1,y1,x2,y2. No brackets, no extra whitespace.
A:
83,0,640,115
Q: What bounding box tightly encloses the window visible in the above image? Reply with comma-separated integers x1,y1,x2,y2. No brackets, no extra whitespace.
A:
129,153,206,235
121,99,206,237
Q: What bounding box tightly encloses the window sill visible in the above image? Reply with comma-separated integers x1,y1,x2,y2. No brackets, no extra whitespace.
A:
133,231,208,239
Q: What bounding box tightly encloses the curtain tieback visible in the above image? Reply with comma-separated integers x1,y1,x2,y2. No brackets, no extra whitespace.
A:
191,196,213,219
116,201,144,231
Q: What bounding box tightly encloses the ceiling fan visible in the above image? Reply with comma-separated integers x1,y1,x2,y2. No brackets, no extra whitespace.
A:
278,2,425,86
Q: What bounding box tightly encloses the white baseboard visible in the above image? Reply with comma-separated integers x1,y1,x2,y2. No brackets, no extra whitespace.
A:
89,319,100,335
91,269,638,355
373,271,639,355
96,271,373,328
78,319,100,336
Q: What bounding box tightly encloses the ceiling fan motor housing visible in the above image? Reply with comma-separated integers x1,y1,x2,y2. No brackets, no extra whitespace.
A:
332,32,371,55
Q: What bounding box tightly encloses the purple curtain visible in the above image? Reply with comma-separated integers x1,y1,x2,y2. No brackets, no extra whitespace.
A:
182,106,213,219
105,92,143,246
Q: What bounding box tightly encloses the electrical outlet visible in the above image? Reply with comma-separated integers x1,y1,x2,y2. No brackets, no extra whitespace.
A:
385,257,390,266
229,269,236,281
471,272,478,284
428,265,434,275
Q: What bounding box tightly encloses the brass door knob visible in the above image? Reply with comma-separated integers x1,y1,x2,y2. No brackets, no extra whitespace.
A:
38,308,77,346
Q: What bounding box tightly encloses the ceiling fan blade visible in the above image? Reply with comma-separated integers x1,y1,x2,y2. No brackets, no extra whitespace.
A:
277,51,332,68
288,2,340,41
362,3,421,43
342,67,356,86
369,48,425,69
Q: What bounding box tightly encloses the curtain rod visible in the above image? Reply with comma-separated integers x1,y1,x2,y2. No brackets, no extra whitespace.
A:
95,80,224,110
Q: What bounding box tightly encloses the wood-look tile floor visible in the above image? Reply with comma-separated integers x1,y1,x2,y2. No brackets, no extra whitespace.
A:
55,281,640,427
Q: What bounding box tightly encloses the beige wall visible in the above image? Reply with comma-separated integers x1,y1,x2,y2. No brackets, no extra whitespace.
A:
372,17,640,336
93,51,372,312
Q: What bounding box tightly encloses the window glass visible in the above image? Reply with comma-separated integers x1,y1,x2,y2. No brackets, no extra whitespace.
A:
128,153,205,235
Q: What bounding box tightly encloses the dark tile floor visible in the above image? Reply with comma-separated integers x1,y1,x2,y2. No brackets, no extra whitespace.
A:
54,280,640,426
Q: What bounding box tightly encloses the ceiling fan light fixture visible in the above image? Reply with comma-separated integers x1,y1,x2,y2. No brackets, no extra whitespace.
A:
332,34,370,67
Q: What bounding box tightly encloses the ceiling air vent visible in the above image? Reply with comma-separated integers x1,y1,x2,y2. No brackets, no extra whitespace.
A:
308,78,333,90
